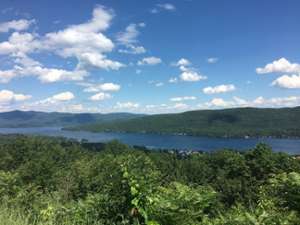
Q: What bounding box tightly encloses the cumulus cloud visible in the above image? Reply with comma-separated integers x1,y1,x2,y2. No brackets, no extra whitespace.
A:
201,97,249,109
256,58,300,74
271,74,300,89
203,84,236,94
206,98,232,108
170,96,196,102
52,92,75,101
175,58,191,67
25,91,75,112
0,89,31,105
89,92,112,101
0,19,35,33
118,45,146,54
207,57,218,64
0,65,87,83
34,91,75,106
174,58,207,82
151,3,176,13
77,52,124,70
202,95,300,109
0,69,17,83
114,101,139,109
117,23,143,45
0,6,126,84
180,71,206,82
0,32,41,56
138,56,162,65
44,6,124,71
117,23,146,54
252,96,300,107
83,82,121,92
30,67,87,83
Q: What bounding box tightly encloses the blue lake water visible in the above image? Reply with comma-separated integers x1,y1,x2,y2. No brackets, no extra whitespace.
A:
0,127,299,154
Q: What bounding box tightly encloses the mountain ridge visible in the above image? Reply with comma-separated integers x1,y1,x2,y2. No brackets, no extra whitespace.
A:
67,106,300,138
0,110,145,128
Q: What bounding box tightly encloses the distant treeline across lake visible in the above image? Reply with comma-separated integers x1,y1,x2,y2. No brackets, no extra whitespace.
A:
0,127,299,154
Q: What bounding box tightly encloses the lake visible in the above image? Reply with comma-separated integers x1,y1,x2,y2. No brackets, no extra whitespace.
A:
0,127,300,154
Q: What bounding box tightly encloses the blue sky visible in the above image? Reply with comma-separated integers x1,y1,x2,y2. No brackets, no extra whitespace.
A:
0,0,300,113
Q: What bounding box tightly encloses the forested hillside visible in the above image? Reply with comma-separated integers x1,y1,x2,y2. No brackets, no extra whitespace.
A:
0,135,300,224
71,107,300,138
0,110,143,127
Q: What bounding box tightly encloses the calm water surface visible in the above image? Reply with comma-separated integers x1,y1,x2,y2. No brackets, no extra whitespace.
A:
0,127,299,154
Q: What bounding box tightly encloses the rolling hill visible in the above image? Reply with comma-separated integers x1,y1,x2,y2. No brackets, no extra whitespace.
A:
0,110,144,128
68,107,300,138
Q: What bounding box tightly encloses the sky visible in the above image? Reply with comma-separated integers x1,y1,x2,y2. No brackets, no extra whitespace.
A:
0,0,300,114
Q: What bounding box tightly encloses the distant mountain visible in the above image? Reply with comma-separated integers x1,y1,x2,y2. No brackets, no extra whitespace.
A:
69,107,300,138
0,110,144,128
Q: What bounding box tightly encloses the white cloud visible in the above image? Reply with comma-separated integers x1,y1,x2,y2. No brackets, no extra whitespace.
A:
206,98,231,107
168,77,178,83
256,58,300,74
201,95,300,109
271,74,300,89
170,96,196,102
31,67,88,83
77,52,124,70
232,96,248,106
34,91,75,106
176,58,191,67
138,56,162,65
52,92,75,101
253,96,265,105
203,84,236,94
0,90,31,105
0,69,17,83
158,3,176,11
151,3,176,13
207,57,218,64
89,92,112,101
83,82,121,92
0,63,87,83
117,23,142,45
180,71,206,82
0,6,125,84
174,58,207,82
114,101,139,109
44,6,124,71
0,19,35,33
252,96,300,107
117,23,146,55
0,32,41,56
118,45,146,54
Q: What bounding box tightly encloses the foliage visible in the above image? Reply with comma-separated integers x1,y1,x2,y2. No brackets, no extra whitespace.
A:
0,135,299,224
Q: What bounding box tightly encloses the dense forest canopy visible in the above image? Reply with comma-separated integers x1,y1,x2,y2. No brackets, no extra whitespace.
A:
0,135,300,224
69,107,300,138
